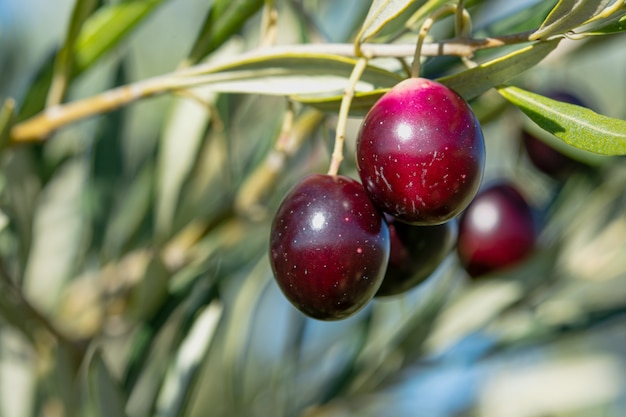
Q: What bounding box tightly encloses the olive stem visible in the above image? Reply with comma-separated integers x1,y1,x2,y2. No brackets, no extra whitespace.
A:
455,0,466,37
456,5,473,39
327,57,369,176
411,4,458,78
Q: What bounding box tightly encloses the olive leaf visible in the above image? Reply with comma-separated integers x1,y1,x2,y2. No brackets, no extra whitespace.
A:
438,40,560,101
498,85,626,156
155,86,216,236
102,163,155,259
185,52,404,91
293,90,388,116
11,51,403,141
360,0,483,42
48,0,99,103
155,301,223,417
530,0,613,40
0,99,15,154
294,40,560,116
356,0,425,42
17,0,164,121
22,158,90,313
578,11,626,35
85,352,128,417
404,0,453,29
74,0,164,73
186,0,264,64
480,1,559,36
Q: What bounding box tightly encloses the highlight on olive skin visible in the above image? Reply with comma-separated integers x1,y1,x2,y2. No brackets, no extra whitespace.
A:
356,78,486,226
457,182,538,278
269,174,390,320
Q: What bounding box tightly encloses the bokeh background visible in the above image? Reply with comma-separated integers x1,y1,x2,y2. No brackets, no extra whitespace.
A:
0,1,625,416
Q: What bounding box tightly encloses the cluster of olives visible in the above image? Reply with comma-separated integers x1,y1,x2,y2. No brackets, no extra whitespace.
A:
269,78,546,321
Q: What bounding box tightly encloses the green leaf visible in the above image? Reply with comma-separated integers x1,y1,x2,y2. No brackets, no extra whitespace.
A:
74,0,164,73
294,40,560,116
225,260,272,359
66,0,99,45
155,87,216,237
155,301,223,417
48,0,99,104
22,158,89,313
530,0,613,40
294,90,388,117
16,51,401,137
180,53,403,95
201,52,404,86
17,0,164,121
186,0,264,64
357,0,424,42
102,162,154,258
17,56,56,121
85,352,128,417
498,85,626,156
579,11,626,35
480,1,559,36
403,0,450,29
360,0,483,42
0,99,15,154
439,40,560,100
123,297,187,415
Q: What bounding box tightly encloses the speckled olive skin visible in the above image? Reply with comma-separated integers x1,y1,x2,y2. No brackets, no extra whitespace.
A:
457,183,537,277
356,78,485,225
269,174,390,320
376,216,457,297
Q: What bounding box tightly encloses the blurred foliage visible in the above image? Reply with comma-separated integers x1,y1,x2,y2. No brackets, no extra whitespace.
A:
0,0,625,416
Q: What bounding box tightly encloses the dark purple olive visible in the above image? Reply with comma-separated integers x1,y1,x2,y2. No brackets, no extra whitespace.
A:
356,77,485,225
457,182,537,277
269,174,390,320
376,215,457,297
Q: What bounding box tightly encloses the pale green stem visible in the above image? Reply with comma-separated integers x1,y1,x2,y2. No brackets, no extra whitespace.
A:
411,4,458,77
327,57,369,176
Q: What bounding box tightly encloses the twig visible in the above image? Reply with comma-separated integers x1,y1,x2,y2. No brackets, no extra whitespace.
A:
455,0,467,37
10,33,533,143
412,4,460,77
